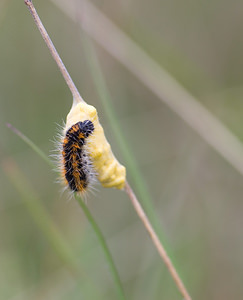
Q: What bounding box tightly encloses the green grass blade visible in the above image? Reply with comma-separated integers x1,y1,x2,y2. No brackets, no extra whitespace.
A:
75,195,126,300
7,124,126,300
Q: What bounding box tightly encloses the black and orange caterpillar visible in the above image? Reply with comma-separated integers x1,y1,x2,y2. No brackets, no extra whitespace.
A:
61,120,95,193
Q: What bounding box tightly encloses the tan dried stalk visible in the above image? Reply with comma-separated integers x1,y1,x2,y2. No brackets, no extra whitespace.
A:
25,0,83,106
124,181,191,300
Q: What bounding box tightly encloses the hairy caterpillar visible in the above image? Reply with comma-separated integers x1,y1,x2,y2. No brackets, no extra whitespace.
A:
61,120,95,193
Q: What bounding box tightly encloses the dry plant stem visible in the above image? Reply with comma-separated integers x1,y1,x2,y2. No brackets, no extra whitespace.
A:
124,181,191,300
24,0,84,105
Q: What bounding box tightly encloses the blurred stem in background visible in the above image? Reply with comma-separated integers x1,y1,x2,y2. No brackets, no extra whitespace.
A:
52,0,243,179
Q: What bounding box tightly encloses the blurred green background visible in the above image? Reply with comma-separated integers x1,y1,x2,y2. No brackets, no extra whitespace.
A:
1,0,243,299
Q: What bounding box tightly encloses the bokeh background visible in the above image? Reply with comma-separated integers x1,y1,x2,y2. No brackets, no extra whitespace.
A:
1,0,243,299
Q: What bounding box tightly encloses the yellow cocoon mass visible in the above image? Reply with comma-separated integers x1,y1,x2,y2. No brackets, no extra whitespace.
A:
65,101,126,190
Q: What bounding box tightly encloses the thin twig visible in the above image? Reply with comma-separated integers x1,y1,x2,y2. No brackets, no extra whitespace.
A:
52,0,243,178
124,181,191,300
24,0,84,105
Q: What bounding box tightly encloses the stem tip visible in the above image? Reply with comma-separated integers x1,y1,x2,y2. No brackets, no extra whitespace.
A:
24,0,32,6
